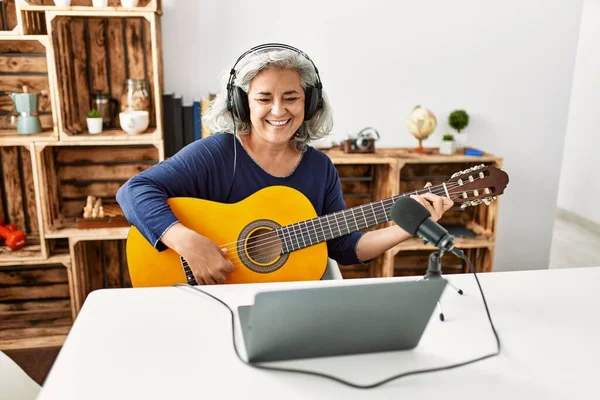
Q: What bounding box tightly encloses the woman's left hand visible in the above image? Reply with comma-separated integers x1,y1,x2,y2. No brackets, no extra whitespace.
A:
409,182,454,222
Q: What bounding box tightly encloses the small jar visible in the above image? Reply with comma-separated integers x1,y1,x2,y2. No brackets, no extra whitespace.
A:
120,79,150,112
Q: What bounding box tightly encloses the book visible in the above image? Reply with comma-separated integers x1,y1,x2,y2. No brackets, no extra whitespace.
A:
162,93,174,158
183,105,194,147
193,100,201,141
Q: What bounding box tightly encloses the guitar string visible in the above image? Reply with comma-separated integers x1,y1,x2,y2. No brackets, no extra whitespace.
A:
215,180,474,251
228,191,472,266
218,191,475,270
218,180,487,255
221,186,451,258
222,191,468,271
221,184,486,261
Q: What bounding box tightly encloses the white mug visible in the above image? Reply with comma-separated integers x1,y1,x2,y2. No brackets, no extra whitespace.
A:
120,0,139,7
53,0,71,7
119,110,149,135
92,0,109,7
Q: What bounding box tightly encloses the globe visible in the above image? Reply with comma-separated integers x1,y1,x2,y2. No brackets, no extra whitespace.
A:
406,106,437,152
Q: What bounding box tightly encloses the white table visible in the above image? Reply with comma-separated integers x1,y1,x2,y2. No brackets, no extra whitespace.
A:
38,267,600,400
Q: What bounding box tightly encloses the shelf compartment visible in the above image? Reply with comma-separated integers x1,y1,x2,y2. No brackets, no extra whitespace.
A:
0,0,19,35
392,247,493,277
47,12,162,141
0,36,59,143
0,261,73,350
0,144,46,260
37,144,157,233
399,161,502,238
69,238,131,313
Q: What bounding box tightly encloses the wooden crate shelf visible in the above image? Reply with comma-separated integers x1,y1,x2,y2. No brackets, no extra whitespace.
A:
0,144,47,260
0,35,59,143
0,0,19,35
47,12,162,141
19,0,160,13
0,261,73,350
69,238,131,314
0,1,163,349
323,147,503,278
392,247,493,277
36,143,157,233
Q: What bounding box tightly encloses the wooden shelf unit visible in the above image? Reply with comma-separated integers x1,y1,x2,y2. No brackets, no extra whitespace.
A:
323,147,503,278
0,35,59,141
0,3,163,350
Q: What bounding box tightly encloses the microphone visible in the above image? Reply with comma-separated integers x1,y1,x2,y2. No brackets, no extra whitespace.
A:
391,197,455,251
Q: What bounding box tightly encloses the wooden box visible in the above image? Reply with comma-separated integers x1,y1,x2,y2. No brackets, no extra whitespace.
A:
37,144,159,234
0,0,19,34
0,260,73,350
0,36,58,144
399,161,501,240
0,144,46,263
47,12,162,142
393,247,493,276
69,238,131,314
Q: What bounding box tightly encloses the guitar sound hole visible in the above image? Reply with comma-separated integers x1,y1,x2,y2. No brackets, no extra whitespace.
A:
246,228,281,264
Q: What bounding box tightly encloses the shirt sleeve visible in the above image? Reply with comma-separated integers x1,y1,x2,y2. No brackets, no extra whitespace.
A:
323,160,371,266
116,138,218,251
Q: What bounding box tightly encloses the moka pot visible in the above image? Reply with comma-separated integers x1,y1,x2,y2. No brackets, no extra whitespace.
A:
9,92,43,134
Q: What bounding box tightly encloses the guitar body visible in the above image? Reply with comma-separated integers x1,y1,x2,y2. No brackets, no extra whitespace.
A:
126,186,328,287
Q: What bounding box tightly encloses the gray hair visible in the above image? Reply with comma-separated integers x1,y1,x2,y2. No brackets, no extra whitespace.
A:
202,49,333,151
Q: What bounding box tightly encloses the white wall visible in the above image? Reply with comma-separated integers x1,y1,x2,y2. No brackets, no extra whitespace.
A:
557,0,600,226
161,0,583,271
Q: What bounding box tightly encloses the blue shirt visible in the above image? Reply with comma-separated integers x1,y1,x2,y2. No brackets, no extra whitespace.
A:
116,133,366,266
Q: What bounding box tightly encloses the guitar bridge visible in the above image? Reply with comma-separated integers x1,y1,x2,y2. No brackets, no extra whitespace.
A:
180,256,198,285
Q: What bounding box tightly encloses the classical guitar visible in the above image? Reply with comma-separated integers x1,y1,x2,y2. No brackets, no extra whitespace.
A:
126,164,509,287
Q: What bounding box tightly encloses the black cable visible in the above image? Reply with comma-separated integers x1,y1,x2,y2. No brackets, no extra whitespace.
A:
173,250,501,389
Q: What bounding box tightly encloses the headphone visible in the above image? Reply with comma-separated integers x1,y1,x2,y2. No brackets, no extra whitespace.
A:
226,43,324,123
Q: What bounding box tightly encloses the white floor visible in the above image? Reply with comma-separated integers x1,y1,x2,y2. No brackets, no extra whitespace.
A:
549,213,600,269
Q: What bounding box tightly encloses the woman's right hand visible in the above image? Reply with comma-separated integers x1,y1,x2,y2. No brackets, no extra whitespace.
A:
161,223,234,285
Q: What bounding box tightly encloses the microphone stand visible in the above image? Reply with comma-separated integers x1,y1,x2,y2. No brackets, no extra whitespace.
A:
421,249,464,321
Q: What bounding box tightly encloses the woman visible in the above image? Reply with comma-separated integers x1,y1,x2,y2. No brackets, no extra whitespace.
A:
117,44,453,285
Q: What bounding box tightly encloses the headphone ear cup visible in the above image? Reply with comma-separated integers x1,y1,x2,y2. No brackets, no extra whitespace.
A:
233,86,250,123
304,86,321,121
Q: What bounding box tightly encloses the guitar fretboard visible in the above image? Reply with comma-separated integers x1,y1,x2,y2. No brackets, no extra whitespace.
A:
275,184,448,254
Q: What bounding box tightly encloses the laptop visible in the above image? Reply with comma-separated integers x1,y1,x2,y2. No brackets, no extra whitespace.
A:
238,279,446,362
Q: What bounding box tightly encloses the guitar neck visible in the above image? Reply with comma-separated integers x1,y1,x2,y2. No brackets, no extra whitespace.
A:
276,183,450,254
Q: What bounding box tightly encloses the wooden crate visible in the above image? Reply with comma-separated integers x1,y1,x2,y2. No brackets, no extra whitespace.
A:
0,144,46,262
0,259,73,350
47,12,163,143
19,0,160,13
0,35,58,144
399,161,502,239
36,144,159,233
392,247,493,276
0,0,19,34
335,163,399,278
69,238,131,314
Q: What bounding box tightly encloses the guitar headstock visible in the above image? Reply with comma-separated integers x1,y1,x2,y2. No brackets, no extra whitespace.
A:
446,164,509,209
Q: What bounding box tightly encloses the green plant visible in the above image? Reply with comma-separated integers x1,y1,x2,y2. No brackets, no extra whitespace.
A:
448,109,469,133
443,134,454,141
87,109,101,118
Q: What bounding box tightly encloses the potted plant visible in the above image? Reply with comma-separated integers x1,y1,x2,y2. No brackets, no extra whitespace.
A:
448,109,469,149
440,134,455,155
53,0,71,6
86,109,103,134
92,0,109,7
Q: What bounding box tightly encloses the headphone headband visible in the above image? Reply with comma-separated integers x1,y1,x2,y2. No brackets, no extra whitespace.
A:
227,43,322,91
226,43,324,123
